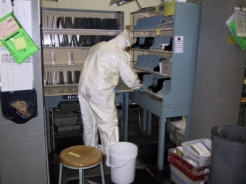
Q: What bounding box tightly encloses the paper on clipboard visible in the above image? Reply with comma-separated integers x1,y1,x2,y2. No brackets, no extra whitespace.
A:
234,7,246,37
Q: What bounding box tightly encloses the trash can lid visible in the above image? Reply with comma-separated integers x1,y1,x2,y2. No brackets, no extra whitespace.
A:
211,125,245,143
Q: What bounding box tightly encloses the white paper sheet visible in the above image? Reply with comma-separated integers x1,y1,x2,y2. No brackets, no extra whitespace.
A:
0,51,33,91
0,1,12,17
234,7,246,37
174,36,184,53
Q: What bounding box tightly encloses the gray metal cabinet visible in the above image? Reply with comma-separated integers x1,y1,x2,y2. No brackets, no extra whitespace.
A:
0,1,48,183
190,0,246,139
129,2,201,170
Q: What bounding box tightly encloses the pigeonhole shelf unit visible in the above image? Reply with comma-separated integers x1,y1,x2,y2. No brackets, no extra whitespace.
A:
129,2,201,170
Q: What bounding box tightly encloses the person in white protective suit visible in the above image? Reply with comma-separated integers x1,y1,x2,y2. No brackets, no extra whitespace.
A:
78,30,142,166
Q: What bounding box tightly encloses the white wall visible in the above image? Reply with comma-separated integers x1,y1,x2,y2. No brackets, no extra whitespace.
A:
41,0,161,26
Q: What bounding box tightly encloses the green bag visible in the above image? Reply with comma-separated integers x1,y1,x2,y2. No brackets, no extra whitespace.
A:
0,12,39,64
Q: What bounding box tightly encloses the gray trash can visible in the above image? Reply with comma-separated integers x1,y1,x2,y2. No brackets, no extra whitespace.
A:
209,125,246,184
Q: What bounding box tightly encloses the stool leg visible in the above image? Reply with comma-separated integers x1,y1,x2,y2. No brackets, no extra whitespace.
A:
100,161,105,184
79,169,84,184
58,163,63,184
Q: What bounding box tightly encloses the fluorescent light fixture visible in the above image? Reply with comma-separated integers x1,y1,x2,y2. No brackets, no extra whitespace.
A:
110,0,142,8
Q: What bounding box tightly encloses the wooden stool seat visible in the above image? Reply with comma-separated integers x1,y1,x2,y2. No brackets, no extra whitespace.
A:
58,145,105,184
60,145,103,167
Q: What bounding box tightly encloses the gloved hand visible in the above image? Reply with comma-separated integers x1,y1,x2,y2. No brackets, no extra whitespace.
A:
136,86,144,92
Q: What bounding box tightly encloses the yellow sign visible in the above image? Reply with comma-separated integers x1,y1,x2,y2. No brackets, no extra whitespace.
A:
164,2,175,16
227,34,237,44
14,37,27,50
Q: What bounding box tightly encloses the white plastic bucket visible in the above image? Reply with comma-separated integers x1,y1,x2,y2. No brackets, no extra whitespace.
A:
109,142,138,184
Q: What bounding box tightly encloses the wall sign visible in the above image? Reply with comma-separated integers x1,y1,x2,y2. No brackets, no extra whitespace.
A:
174,36,184,53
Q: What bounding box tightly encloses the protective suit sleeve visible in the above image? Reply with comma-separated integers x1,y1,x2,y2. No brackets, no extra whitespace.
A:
119,58,142,90
106,29,141,90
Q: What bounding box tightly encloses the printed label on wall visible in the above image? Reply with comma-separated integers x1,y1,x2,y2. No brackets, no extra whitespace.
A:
174,36,184,53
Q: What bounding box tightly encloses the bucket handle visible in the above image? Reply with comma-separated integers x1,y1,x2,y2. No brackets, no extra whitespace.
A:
109,159,131,168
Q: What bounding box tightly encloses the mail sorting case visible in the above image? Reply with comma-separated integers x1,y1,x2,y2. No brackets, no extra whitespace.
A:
129,2,201,170
41,8,124,89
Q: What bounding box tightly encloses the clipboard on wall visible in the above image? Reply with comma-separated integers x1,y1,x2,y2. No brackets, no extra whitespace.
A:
0,12,38,64
226,7,246,50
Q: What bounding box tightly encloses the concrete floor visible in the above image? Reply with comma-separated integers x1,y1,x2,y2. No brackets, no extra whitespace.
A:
48,105,174,184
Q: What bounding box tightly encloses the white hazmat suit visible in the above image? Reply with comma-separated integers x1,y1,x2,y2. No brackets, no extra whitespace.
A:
78,30,141,166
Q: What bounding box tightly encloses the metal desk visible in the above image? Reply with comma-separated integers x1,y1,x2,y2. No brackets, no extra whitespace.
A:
44,85,131,152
